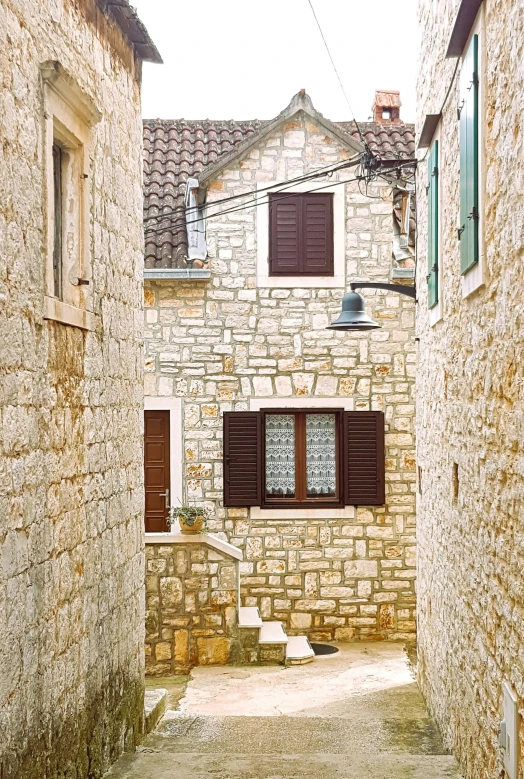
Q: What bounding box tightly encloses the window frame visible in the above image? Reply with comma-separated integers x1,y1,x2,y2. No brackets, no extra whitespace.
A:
268,191,334,277
261,407,344,509
41,61,100,330
256,180,346,289
52,142,64,298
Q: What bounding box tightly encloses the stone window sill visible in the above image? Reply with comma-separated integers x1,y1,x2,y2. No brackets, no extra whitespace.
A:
257,275,345,289
429,300,442,327
461,260,485,299
250,506,355,520
44,296,95,330
144,268,211,281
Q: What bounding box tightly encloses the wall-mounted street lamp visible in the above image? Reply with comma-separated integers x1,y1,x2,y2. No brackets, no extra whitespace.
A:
327,282,416,331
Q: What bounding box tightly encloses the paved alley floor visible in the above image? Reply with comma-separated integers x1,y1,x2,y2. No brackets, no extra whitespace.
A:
106,643,462,779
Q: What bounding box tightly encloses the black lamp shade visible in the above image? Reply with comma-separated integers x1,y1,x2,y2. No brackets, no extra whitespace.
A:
327,291,381,331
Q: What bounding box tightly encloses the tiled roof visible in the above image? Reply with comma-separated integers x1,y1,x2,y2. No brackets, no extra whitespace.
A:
143,118,415,268
338,121,415,158
144,119,268,267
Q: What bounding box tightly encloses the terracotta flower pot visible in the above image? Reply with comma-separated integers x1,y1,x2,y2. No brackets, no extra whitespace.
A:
178,514,205,534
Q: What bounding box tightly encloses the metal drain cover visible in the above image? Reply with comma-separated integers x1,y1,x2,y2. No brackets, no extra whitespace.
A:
310,642,339,656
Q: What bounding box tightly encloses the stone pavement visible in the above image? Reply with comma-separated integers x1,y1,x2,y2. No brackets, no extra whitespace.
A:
106,643,462,779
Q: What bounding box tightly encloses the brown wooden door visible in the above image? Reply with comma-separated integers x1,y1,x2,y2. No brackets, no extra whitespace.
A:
144,410,170,532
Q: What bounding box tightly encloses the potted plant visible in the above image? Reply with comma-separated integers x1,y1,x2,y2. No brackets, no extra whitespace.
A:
168,504,211,534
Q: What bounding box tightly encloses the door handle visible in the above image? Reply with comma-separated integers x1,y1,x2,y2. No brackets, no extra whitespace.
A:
159,488,170,508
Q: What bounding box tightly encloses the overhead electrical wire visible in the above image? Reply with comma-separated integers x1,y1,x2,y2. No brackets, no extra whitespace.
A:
145,164,366,237
307,0,368,150
145,154,417,239
143,153,363,226
145,158,365,237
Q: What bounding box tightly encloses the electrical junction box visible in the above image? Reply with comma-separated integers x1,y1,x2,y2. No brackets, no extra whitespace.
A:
500,682,518,779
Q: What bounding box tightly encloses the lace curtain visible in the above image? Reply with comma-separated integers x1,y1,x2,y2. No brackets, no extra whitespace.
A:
265,414,296,497
306,414,336,496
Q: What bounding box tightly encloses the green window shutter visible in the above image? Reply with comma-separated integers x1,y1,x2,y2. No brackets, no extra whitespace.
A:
427,140,439,309
459,34,479,274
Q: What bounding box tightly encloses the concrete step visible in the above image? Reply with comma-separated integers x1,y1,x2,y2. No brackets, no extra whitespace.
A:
285,635,315,665
238,606,263,629
259,621,288,645
144,688,167,735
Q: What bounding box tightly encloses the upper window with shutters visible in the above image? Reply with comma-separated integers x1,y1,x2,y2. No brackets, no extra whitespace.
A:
427,134,441,325
458,33,479,276
268,193,334,276
223,410,385,510
41,61,100,330
256,181,345,288
456,4,485,298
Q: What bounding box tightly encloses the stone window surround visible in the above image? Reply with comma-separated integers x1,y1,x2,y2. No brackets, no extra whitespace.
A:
144,396,358,527
256,180,345,288
429,123,443,327
460,5,486,300
41,62,100,330
249,397,356,520
144,396,183,535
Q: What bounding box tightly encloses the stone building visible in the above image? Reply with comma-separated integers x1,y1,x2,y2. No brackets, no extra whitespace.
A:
0,1,160,777
416,1,524,778
142,90,418,673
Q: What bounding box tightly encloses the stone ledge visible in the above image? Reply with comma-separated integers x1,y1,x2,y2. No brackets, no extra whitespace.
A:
144,269,211,280
144,688,167,735
144,531,243,561
43,297,96,330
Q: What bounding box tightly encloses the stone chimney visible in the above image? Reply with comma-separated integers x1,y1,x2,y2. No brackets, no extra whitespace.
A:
372,90,401,124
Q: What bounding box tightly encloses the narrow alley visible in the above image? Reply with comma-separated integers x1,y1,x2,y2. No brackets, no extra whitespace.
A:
107,644,461,779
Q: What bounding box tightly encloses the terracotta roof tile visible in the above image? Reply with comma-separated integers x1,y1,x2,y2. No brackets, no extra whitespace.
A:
337,121,415,157
143,118,415,268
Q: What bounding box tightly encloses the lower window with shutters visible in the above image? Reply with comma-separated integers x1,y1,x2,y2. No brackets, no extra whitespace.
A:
223,409,385,508
263,410,341,508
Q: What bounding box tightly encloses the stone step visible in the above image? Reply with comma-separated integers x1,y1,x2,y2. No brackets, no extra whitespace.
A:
285,635,315,665
144,688,167,735
238,606,263,629
259,621,288,645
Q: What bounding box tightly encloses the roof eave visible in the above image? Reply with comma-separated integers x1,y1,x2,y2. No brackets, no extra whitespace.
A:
102,0,163,63
445,0,483,58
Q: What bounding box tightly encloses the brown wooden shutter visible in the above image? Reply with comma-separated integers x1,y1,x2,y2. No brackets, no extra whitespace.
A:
343,411,385,506
302,193,334,275
269,193,334,276
269,194,300,275
223,412,261,506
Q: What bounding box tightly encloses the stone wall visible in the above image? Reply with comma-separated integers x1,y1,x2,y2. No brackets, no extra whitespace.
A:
0,1,145,777
145,542,238,675
144,111,416,643
416,0,524,777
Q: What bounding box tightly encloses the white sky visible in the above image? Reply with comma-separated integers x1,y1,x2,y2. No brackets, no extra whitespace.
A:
134,0,418,124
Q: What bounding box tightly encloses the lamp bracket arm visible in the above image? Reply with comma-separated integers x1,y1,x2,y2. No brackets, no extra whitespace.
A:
349,282,417,300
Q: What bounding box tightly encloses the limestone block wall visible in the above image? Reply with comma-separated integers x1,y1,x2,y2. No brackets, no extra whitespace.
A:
0,2,145,777
145,542,238,675
144,112,416,643
416,1,524,776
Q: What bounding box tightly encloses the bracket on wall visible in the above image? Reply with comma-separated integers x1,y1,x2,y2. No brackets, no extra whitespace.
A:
350,282,417,301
